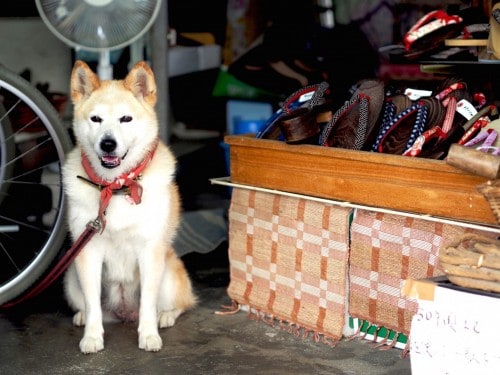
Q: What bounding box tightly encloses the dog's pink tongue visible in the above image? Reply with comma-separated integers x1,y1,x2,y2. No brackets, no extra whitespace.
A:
101,155,121,167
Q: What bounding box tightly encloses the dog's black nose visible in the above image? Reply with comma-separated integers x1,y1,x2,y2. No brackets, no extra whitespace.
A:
100,138,117,153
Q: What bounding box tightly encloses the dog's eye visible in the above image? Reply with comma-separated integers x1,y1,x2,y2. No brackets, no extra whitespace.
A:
90,115,102,123
120,116,132,123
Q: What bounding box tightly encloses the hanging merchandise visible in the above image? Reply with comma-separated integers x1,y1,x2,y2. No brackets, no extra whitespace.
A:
479,2,500,62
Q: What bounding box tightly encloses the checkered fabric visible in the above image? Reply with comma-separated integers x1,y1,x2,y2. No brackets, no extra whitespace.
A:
349,209,494,338
227,188,352,343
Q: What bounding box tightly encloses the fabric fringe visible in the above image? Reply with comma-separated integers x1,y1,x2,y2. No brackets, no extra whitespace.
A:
214,300,240,316
215,304,411,355
217,301,340,347
348,319,409,354
401,336,411,359
345,321,364,341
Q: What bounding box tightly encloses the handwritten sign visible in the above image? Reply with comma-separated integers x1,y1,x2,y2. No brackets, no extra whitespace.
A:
410,285,500,375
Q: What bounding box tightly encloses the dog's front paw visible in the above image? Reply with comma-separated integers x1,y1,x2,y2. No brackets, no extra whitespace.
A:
73,311,86,326
139,333,162,352
158,310,181,328
79,336,104,354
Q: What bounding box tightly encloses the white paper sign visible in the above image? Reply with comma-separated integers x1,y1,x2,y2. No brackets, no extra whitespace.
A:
410,286,500,375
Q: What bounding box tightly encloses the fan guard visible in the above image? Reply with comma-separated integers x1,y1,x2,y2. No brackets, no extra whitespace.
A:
35,0,162,52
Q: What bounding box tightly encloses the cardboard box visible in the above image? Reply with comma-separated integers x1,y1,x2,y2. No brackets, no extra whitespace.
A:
224,135,498,227
403,277,500,374
168,45,221,77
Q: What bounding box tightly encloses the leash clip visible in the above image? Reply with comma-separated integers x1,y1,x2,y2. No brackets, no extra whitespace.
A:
86,218,102,233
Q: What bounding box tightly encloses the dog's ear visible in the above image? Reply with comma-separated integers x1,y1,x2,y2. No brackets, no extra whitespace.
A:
123,61,157,107
70,60,101,104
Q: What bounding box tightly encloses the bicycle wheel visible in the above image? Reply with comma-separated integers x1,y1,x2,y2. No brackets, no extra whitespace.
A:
0,63,72,306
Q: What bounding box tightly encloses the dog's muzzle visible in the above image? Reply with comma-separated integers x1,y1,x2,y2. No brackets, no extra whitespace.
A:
99,137,126,169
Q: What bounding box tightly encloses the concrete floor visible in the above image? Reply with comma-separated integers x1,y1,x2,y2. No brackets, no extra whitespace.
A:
0,255,412,375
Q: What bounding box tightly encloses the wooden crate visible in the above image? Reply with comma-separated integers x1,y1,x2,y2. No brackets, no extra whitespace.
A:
224,135,498,227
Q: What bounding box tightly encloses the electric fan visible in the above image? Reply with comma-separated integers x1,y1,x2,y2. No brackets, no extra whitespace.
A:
35,0,162,79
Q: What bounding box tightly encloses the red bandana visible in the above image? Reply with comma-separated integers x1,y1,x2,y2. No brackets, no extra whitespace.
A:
80,141,158,230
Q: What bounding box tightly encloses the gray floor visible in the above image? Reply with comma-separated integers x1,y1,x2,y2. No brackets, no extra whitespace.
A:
0,269,412,375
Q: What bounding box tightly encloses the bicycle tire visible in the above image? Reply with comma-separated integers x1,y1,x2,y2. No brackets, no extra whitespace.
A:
0,102,14,206
0,63,72,305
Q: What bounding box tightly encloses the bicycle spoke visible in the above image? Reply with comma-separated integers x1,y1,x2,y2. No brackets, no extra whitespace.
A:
0,214,52,234
5,168,59,183
4,136,53,167
0,63,71,304
0,236,21,273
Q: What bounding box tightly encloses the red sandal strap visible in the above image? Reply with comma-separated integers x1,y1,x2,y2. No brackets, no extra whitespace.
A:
403,126,447,157
404,10,462,51
441,96,457,134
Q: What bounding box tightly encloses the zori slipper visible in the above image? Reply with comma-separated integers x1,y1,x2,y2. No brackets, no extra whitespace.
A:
256,81,331,143
373,97,445,156
369,93,413,152
319,79,385,150
410,77,472,159
403,10,464,61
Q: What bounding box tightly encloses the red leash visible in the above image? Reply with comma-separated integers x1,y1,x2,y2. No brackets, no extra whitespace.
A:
0,143,157,309
0,218,101,309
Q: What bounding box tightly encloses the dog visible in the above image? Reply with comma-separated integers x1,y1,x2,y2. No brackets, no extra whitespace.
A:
62,60,197,354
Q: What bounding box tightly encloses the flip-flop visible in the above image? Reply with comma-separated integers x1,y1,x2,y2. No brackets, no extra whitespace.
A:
403,10,464,61
459,104,499,145
319,79,384,150
483,119,500,148
404,122,464,159
409,77,472,159
374,97,445,155
278,107,321,144
255,81,331,142
370,93,413,151
433,76,472,131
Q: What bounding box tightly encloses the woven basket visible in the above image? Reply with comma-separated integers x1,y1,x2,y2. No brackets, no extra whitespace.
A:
478,180,500,225
439,233,500,293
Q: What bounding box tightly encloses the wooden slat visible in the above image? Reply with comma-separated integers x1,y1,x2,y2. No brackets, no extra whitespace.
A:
225,135,498,226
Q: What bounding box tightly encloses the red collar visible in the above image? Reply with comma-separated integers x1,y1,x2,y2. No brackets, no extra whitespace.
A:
79,141,158,231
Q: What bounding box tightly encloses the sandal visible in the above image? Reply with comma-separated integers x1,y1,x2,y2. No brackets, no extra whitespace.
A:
256,81,331,143
410,78,471,158
373,97,444,155
319,79,385,150
403,10,464,61
403,77,485,159
459,104,499,144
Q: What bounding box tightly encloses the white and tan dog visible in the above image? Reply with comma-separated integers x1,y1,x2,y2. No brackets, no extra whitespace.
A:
62,60,196,354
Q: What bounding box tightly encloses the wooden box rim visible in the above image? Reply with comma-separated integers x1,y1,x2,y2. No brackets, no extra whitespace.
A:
224,134,499,228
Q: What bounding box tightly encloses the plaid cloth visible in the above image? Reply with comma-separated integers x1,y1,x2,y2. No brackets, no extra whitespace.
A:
349,209,494,340
227,188,352,343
